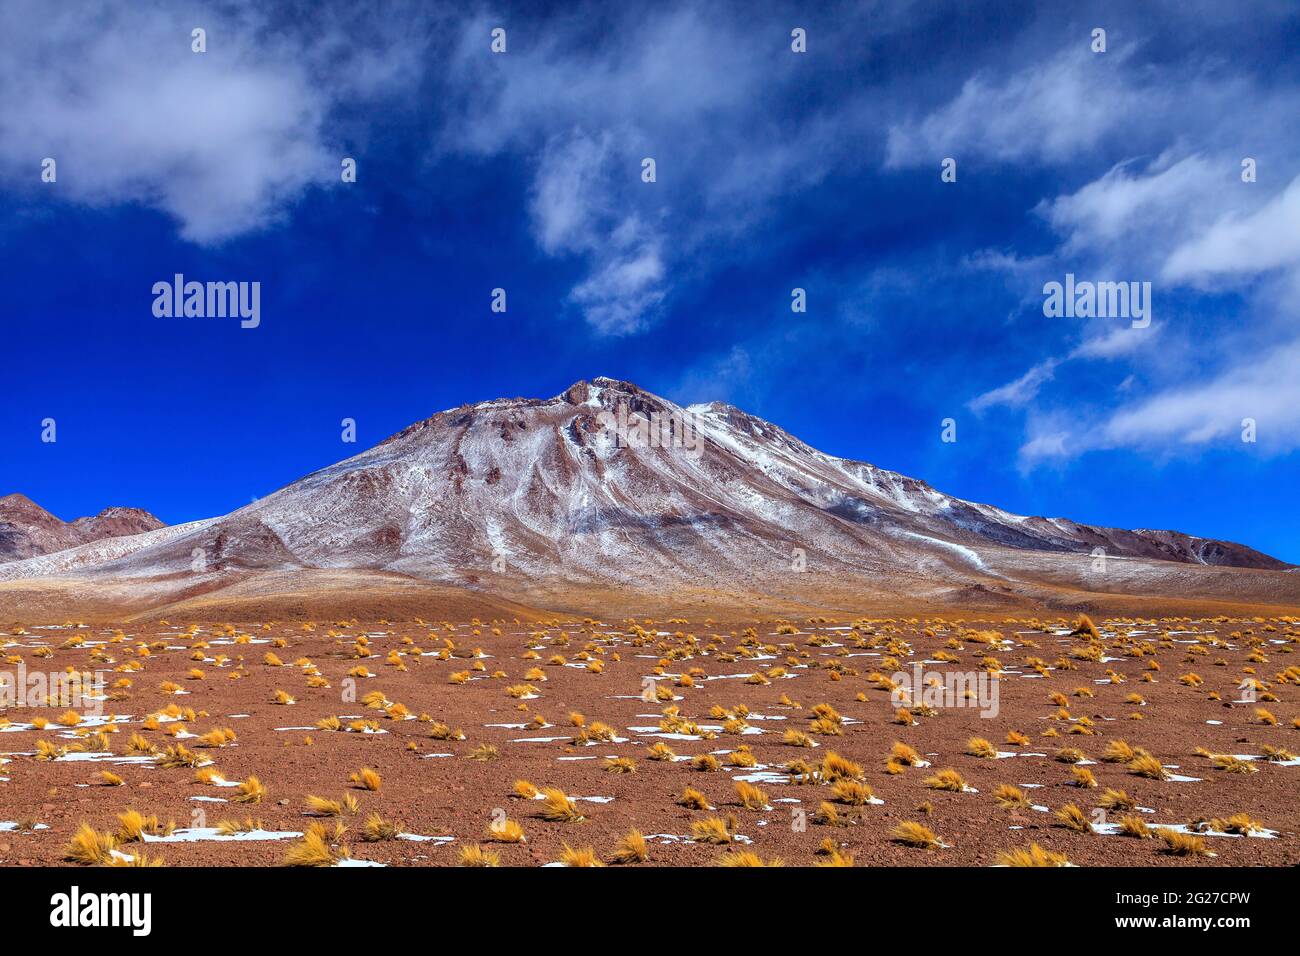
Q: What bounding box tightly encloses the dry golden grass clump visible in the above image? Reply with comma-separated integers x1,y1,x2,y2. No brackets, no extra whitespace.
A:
891,820,942,849
1118,815,1152,839
115,810,174,842
679,787,713,810
349,767,382,791
646,742,677,761
734,780,770,810
234,776,267,804
216,818,266,835
1215,813,1265,836
1211,754,1258,774
360,814,400,842
283,822,348,867
1128,753,1169,780
966,737,997,759
1071,766,1097,789
719,850,784,867
1070,614,1101,639
486,818,527,844
558,843,604,867
458,845,501,867
923,768,968,792
1054,803,1091,833
830,780,874,805
996,843,1071,867
1099,788,1137,810
537,787,584,823
604,756,637,774
690,816,735,845
993,784,1029,809
1159,830,1211,857
610,829,648,864
691,753,721,772
64,824,118,865
305,793,359,816
889,742,924,767
1102,739,1139,763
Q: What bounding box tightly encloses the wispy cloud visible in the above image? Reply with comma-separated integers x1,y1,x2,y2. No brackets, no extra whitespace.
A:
1164,174,1300,284
885,48,1141,168
1020,337,1300,466
969,359,1060,413
0,2,422,244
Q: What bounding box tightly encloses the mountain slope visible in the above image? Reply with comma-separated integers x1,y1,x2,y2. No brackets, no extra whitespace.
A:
0,494,164,562
0,378,1292,616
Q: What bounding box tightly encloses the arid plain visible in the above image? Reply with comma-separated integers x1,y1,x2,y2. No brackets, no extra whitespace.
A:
2,611,1296,867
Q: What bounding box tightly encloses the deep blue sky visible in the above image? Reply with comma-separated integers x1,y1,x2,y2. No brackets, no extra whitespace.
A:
2,1,1298,562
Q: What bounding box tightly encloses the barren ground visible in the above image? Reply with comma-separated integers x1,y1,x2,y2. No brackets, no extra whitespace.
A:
1,612,1297,867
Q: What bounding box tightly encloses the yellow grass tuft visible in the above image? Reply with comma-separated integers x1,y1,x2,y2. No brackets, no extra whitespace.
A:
679,787,713,810
996,843,1071,867
610,829,648,864
1128,754,1169,780
486,818,527,843
734,780,770,810
282,822,344,867
1099,788,1136,810
923,768,968,792
1118,814,1152,839
891,820,941,849
993,784,1029,809
890,742,923,766
719,850,784,867
538,787,584,823
1054,803,1090,832
557,843,604,867
1211,754,1258,774
690,816,734,844
821,750,865,781
233,776,267,803
458,845,501,867
1072,766,1097,788
350,767,382,791
1102,740,1138,763
646,742,677,761
360,813,400,842
830,780,874,805
64,824,118,865
1160,830,1211,857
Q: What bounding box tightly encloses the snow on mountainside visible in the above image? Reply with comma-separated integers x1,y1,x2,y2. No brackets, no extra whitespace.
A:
0,379,1287,598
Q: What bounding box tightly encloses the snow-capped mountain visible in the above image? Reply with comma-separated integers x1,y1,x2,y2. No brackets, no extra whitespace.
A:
0,378,1291,612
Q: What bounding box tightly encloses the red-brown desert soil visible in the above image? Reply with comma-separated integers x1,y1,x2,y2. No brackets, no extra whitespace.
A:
1,613,1297,867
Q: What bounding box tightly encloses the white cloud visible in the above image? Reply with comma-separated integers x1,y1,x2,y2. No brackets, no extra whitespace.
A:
969,359,1060,413
1163,173,1300,284
568,232,666,336
1039,154,1223,257
1019,337,1300,464
886,49,1140,168
527,131,668,335
0,2,417,244
1069,324,1158,360
438,7,866,335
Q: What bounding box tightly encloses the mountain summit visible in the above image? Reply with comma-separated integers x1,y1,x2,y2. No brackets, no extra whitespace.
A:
0,380,1292,615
